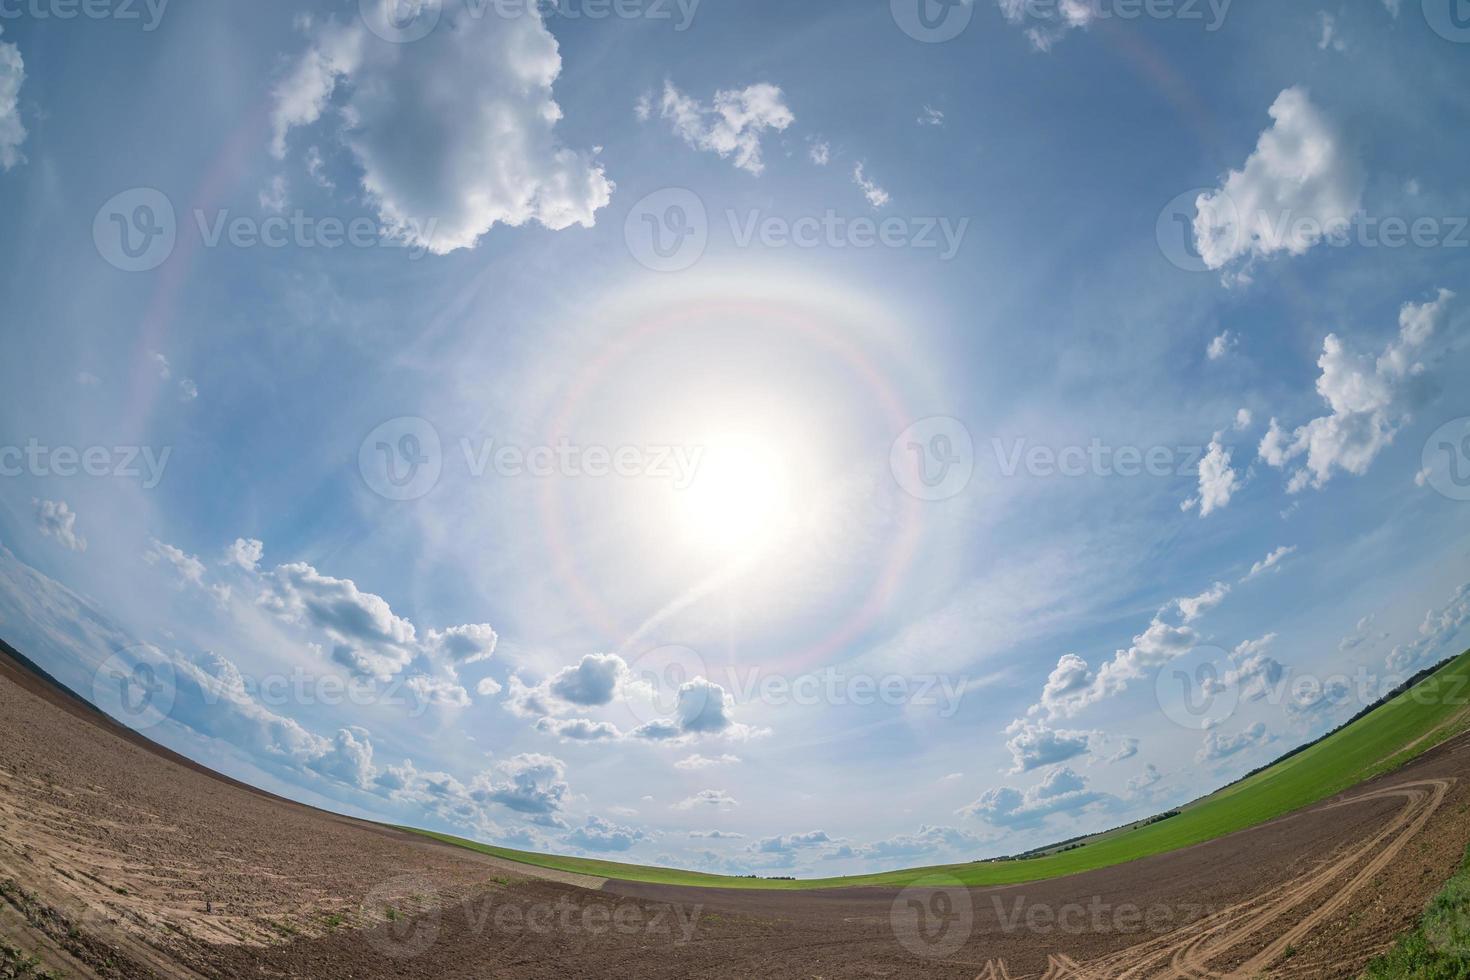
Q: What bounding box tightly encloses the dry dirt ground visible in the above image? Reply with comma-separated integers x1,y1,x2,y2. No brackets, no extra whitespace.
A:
2,643,1468,979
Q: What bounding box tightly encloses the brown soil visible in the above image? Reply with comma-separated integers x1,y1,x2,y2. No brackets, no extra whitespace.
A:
1,640,1467,978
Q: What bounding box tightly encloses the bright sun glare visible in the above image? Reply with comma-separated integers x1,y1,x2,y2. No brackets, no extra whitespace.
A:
674,438,795,562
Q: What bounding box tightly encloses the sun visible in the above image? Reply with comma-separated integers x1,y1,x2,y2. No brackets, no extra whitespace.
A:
673,437,795,563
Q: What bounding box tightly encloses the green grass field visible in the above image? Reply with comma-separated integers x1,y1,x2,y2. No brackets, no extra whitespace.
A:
406,648,1470,891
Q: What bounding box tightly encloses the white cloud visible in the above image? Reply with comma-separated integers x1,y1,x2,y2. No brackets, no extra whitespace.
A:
1127,764,1162,794
1317,11,1347,51
222,538,264,571
1175,582,1230,623
960,767,1107,829
423,623,498,671
633,676,761,742
145,538,206,587
1207,331,1237,360
996,0,1100,51
1259,290,1455,492
1386,583,1470,673
673,789,739,810
476,676,504,697
675,753,741,770
1181,434,1239,517
0,26,25,170
269,10,613,255
76,372,101,387
258,561,418,681
1225,634,1285,701
33,499,86,553
259,174,288,213
533,717,623,742
1194,88,1363,275
546,652,628,706
1242,545,1296,582
1196,722,1273,763
566,815,648,853
807,138,830,166
852,162,890,208
178,379,199,402
1003,718,1095,773
471,753,571,822
1234,408,1254,431
657,80,793,176
150,351,172,380
918,105,944,127
405,673,471,708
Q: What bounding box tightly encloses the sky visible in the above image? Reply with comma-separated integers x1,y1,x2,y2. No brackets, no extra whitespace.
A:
0,0,1469,876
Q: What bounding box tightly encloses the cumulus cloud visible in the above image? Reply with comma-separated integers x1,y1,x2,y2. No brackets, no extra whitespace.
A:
476,676,504,698
852,163,890,208
533,717,623,742
145,538,207,588
1207,331,1237,361
673,789,739,810
1003,719,1095,773
1259,290,1455,493
750,830,836,854
1196,722,1273,763
1225,634,1286,701
0,26,26,170
405,673,471,708
269,8,612,255
848,825,982,861
259,562,417,681
1242,545,1296,582
565,815,649,853
33,499,86,553
1181,434,1239,517
807,138,830,166
547,652,628,706
1127,764,1163,794
471,753,571,822
1194,88,1363,276
1386,583,1470,673
424,623,498,672
960,767,1107,829
1028,591,1208,722
633,676,760,742
997,0,1100,51
1175,582,1230,624
656,80,793,175
688,829,745,840
222,537,264,571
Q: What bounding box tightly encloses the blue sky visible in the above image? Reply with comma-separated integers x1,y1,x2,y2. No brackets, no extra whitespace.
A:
1,0,1468,874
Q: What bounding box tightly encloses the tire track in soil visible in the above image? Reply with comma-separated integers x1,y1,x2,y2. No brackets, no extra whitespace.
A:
1079,778,1452,979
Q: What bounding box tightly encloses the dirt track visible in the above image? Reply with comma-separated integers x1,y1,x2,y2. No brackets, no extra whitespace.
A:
1,642,1468,979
